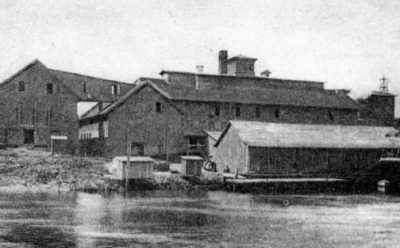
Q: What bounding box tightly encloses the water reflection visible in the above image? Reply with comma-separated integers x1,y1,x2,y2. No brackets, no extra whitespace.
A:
0,191,400,247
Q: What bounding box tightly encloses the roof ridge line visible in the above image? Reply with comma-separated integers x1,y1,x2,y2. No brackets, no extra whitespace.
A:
49,68,133,86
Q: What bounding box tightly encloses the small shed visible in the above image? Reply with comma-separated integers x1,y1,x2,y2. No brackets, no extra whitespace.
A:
111,156,154,180
50,135,68,154
180,156,203,176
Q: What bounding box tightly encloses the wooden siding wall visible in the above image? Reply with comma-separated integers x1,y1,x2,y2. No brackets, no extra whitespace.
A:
85,86,358,158
248,147,391,176
214,127,248,173
177,101,358,132
0,63,78,150
359,94,395,126
207,137,218,160
106,86,184,158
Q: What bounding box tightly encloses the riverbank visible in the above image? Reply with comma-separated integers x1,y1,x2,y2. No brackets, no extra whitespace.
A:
0,148,222,193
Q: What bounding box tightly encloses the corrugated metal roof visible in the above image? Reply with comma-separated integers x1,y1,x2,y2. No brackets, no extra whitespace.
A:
216,121,400,149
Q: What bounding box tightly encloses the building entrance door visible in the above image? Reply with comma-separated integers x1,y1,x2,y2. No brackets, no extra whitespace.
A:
131,142,145,156
23,129,34,144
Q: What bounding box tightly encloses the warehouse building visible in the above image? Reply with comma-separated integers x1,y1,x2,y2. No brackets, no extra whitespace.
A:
79,50,371,159
214,121,400,176
0,59,133,152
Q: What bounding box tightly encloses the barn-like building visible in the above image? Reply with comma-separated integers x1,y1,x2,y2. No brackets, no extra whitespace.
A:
78,50,385,159
0,59,133,152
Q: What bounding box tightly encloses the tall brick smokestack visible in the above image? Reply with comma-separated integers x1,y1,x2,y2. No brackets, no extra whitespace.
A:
218,50,228,74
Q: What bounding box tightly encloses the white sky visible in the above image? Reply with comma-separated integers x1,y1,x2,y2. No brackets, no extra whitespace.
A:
1,0,400,116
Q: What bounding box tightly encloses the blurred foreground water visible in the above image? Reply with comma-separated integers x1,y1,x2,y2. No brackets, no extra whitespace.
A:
0,190,400,247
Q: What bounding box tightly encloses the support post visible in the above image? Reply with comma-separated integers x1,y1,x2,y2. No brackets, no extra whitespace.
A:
50,137,53,155
126,136,131,192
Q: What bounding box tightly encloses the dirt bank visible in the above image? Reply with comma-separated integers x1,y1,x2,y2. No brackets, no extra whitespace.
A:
0,148,112,193
0,148,223,193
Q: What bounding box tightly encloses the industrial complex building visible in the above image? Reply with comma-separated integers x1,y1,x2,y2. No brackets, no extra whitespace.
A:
0,50,398,176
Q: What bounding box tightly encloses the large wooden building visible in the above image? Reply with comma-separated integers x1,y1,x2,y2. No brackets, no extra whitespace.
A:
214,121,400,176
79,50,374,159
0,59,133,152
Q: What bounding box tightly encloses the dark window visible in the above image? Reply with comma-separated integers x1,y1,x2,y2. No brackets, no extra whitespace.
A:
131,142,145,156
46,83,53,94
255,106,261,118
156,102,162,112
215,104,220,116
275,108,280,119
111,84,120,96
235,106,241,117
83,83,87,94
18,81,25,92
328,111,334,121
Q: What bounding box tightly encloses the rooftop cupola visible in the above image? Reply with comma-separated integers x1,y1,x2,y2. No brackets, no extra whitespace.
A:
218,50,257,77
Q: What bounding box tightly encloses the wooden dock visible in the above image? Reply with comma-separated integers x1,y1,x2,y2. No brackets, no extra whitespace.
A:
225,177,346,184
223,175,348,193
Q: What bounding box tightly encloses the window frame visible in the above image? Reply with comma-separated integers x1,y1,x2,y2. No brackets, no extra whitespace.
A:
155,102,162,113
18,81,25,92
328,111,334,121
274,108,280,119
215,104,220,117
235,105,241,117
46,83,53,94
255,106,261,118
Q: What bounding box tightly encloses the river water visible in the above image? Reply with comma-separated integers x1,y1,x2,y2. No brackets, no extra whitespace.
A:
0,190,400,247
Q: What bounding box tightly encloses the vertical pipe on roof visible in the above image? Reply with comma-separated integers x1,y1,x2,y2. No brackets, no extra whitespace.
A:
218,50,228,75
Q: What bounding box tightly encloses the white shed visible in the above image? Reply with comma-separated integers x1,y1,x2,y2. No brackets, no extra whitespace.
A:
180,156,204,176
111,156,154,180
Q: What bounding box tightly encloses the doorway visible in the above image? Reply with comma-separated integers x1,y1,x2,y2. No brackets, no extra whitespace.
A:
131,142,145,156
23,129,34,144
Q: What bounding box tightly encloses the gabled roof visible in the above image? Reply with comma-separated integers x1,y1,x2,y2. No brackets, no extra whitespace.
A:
0,59,134,102
49,69,133,101
0,59,81,99
204,130,222,141
80,78,183,120
215,121,400,149
80,102,112,119
150,77,359,109
80,76,360,121
0,59,45,88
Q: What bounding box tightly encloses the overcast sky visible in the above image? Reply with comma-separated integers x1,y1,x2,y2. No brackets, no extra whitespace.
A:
1,0,400,115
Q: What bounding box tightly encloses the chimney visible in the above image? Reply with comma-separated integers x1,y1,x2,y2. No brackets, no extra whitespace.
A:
218,50,228,74
196,65,204,74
